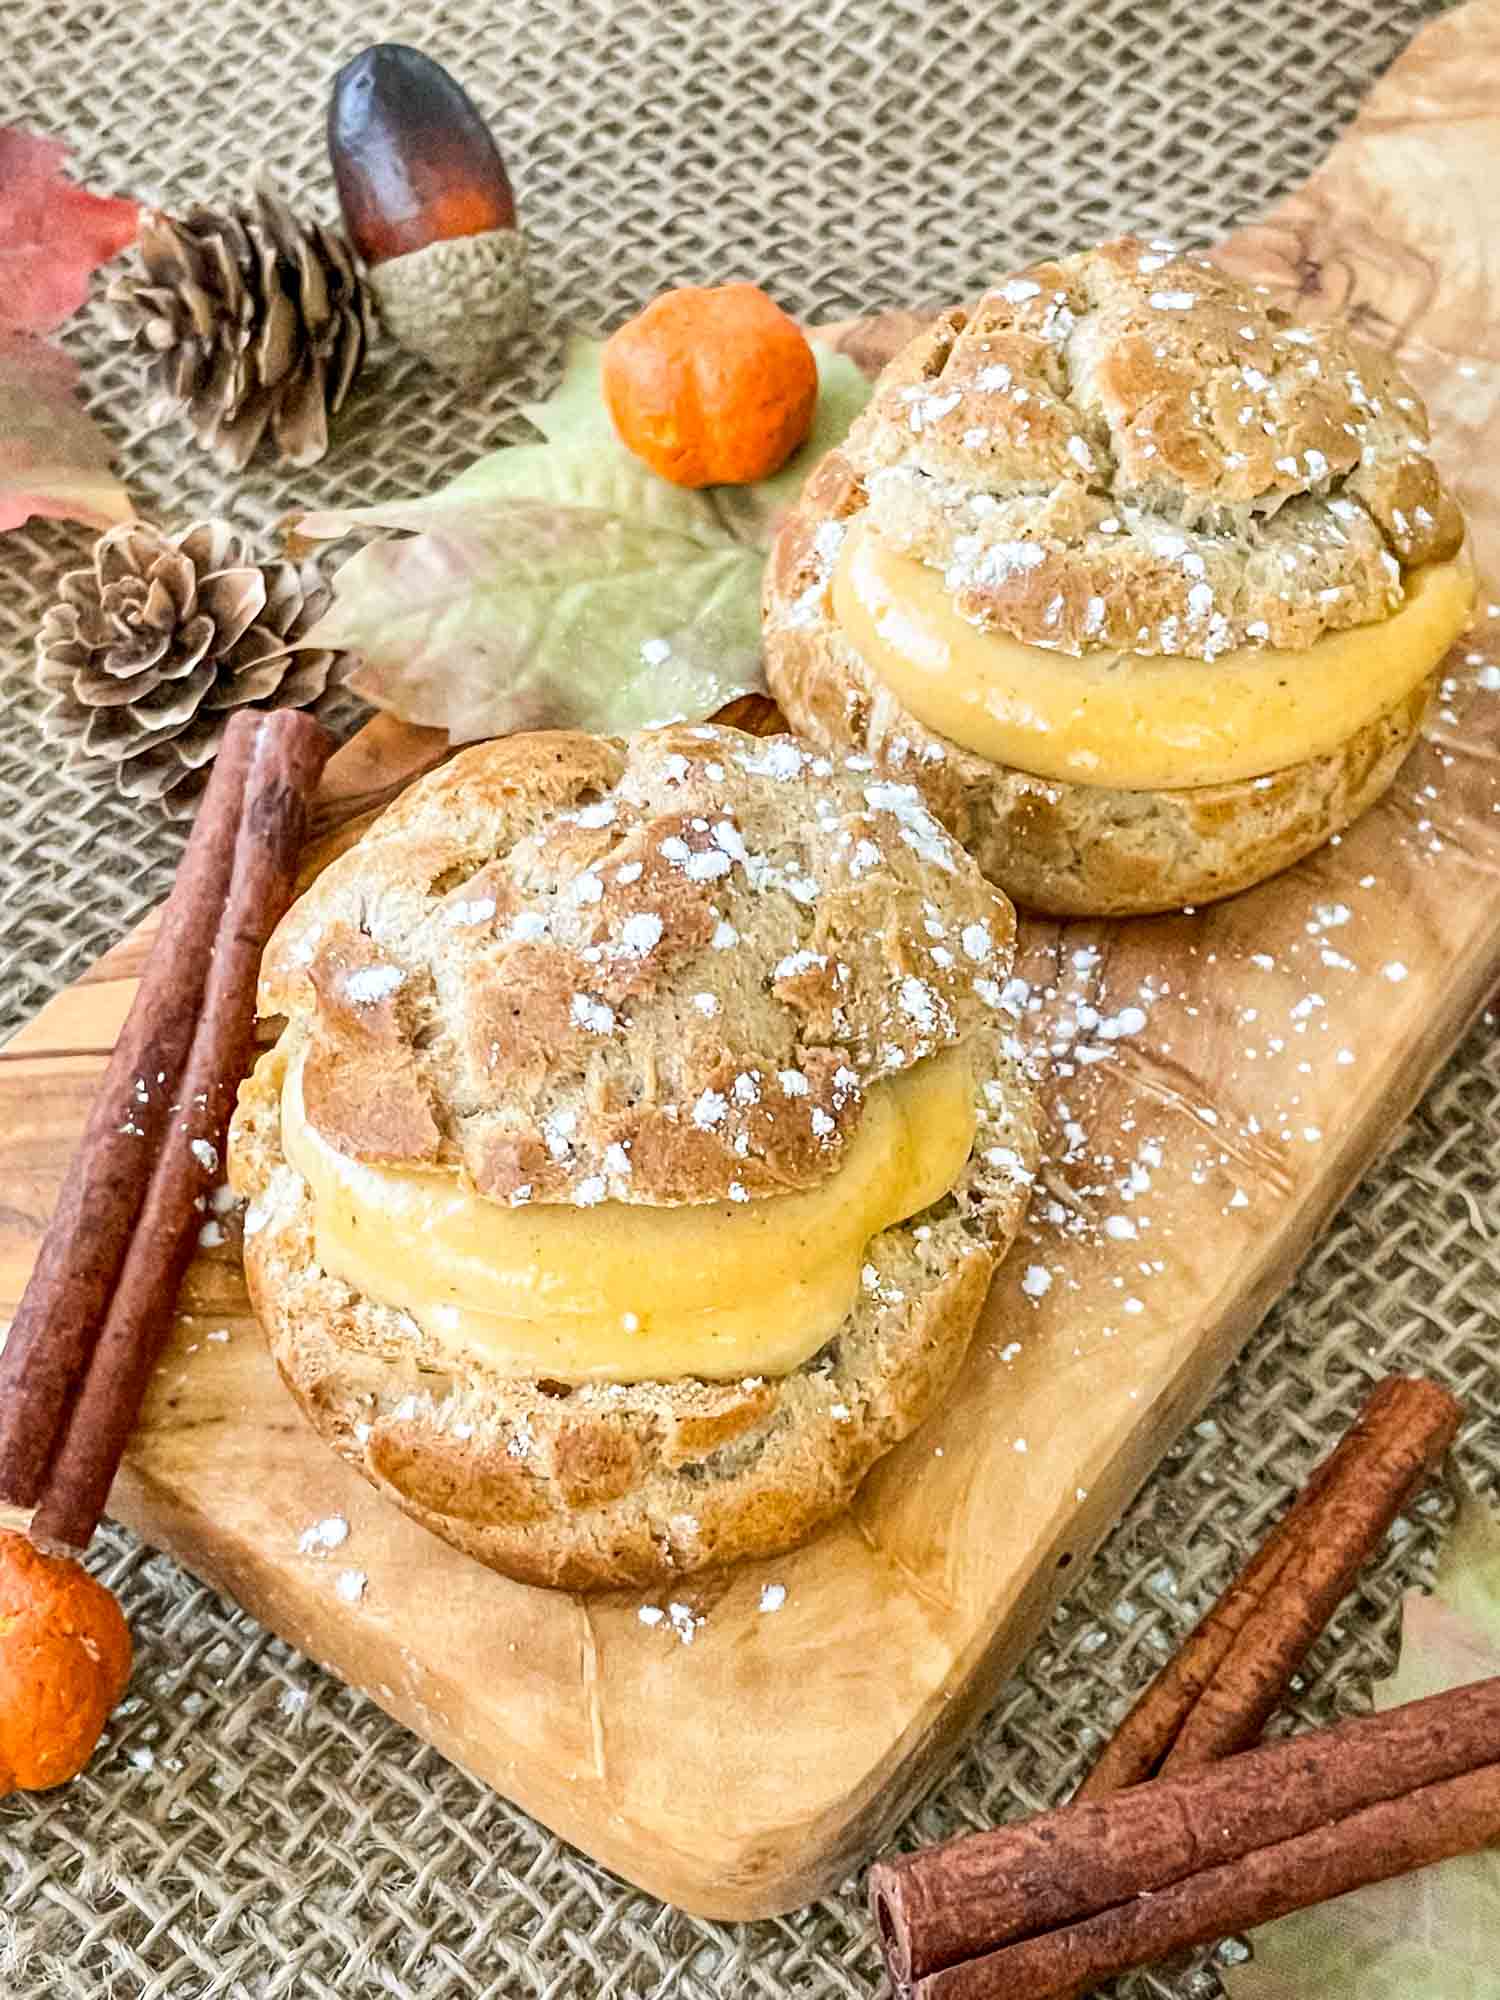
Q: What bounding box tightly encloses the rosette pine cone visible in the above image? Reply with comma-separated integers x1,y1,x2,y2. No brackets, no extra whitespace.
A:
36,520,343,816
107,176,372,471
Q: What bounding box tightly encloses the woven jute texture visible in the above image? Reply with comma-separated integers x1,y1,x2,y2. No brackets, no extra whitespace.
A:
1,2,1491,1996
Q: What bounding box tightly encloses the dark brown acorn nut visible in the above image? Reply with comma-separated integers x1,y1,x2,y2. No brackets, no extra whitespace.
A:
327,43,530,380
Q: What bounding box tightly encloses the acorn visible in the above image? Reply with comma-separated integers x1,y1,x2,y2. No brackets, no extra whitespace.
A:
327,43,530,380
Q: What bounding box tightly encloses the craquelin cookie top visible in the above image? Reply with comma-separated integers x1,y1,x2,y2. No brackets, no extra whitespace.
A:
258,725,1016,1207
830,235,1464,658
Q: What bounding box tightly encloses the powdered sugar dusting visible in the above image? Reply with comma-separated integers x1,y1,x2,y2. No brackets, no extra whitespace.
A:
298,1515,349,1556
617,912,664,958
343,964,404,1005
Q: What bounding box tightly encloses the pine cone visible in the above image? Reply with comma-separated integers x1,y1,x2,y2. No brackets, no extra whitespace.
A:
107,176,372,471
36,520,344,816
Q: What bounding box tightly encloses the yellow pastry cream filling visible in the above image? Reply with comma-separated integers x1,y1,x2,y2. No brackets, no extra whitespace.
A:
832,519,1475,791
280,1043,977,1385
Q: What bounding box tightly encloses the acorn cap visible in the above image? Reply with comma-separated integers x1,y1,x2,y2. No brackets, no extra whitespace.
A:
368,226,530,380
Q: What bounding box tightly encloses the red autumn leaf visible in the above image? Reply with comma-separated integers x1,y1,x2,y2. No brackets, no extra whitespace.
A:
0,126,139,336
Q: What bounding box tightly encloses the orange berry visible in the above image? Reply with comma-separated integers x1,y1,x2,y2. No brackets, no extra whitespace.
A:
0,1531,132,1797
602,283,818,488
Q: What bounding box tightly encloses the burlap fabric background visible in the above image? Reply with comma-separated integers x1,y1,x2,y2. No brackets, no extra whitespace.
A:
2,2,1494,1994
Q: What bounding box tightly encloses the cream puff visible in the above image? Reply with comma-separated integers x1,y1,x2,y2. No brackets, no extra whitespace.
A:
763,238,1471,915
229,725,1039,1588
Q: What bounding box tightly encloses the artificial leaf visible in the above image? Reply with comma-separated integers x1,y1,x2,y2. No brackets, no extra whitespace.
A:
0,335,133,533
0,126,139,336
1221,1494,1500,2000
517,333,615,445
295,335,872,739
314,502,764,741
0,125,137,532
301,431,730,548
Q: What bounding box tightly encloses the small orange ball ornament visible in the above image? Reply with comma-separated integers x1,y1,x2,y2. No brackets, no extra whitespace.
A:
602,283,819,488
0,1530,132,1796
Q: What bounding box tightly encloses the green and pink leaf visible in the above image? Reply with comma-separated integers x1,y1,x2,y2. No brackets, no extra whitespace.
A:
0,125,137,534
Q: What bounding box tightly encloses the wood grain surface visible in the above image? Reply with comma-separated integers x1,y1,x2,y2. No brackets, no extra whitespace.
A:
4,0,1500,1917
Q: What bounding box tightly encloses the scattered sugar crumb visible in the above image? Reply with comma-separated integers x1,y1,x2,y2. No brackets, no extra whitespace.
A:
759,1583,787,1615
335,1570,367,1604
445,895,497,925
1097,1006,1147,1040
666,1602,703,1646
344,964,404,1005
570,994,616,1035
298,1516,349,1556
618,912,664,957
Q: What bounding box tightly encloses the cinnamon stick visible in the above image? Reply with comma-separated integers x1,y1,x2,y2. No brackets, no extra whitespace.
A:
25,709,331,1552
870,1674,1500,1991
908,1760,1500,2000
0,719,258,1509
1076,1375,1460,1797
1072,1477,1313,1800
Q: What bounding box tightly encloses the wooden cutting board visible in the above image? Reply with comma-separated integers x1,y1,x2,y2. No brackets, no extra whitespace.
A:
4,0,1500,1920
